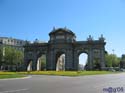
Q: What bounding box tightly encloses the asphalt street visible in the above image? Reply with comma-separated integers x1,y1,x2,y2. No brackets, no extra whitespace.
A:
0,73,125,93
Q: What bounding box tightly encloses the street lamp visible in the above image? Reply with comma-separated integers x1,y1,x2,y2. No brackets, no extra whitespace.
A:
112,49,115,55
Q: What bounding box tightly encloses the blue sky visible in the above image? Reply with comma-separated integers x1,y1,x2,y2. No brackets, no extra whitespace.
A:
0,0,125,61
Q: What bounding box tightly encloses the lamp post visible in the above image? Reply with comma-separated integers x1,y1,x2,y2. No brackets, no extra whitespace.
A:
112,49,115,67
112,49,114,55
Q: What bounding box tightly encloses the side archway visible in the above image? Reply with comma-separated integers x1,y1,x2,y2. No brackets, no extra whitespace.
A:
27,60,33,71
55,52,65,71
36,54,46,71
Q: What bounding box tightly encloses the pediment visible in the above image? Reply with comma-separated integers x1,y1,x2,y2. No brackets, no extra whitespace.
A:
49,28,75,36
56,30,65,34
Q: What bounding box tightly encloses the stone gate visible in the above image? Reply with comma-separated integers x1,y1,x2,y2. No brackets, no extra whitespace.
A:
24,27,106,71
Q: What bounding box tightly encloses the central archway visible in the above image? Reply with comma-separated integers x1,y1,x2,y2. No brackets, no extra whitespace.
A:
55,52,65,71
78,53,88,70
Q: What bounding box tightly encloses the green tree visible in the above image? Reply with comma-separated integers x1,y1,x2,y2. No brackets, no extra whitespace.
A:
0,47,3,67
14,50,24,71
4,47,14,65
14,50,23,65
4,46,24,71
105,54,120,67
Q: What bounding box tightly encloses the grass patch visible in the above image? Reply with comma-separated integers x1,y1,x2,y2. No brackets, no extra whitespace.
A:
0,71,120,78
0,71,26,79
18,71,117,76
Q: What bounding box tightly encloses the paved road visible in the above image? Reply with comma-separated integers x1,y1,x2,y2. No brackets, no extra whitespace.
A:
0,73,125,93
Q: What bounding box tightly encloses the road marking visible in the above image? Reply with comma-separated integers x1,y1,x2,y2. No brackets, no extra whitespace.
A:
0,88,29,93
0,76,31,81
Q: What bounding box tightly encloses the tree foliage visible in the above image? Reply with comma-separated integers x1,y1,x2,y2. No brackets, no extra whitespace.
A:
5,47,23,64
1,46,24,71
105,53,120,67
0,47,3,66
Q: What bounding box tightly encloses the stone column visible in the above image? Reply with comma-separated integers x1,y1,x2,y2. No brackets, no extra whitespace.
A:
32,55,38,71
23,58,28,71
73,50,79,71
46,50,55,70
32,53,37,71
100,48,105,70
65,49,73,71
88,48,93,70
53,50,56,70
24,51,28,71
46,52,49,70
32,59,36,71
